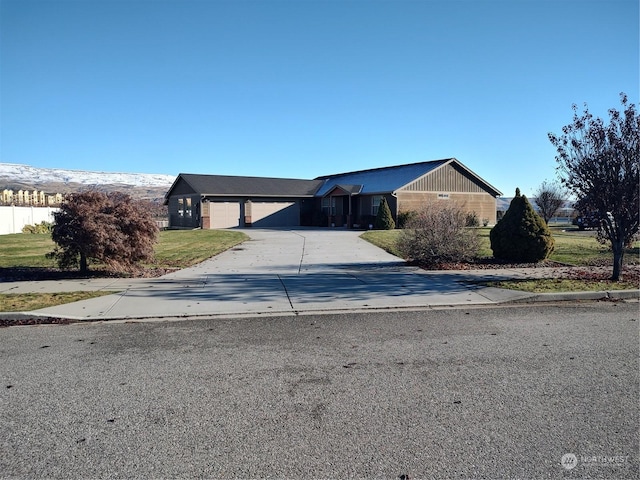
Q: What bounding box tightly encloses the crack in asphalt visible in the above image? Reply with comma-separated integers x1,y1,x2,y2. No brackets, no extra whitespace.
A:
289,229,307,275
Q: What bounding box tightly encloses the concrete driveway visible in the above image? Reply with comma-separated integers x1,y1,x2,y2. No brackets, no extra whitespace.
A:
20,228,519,320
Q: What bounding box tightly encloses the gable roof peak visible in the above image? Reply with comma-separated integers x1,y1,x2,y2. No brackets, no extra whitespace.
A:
315,158,454,180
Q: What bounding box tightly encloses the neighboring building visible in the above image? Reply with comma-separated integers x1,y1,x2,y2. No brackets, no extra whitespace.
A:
0,189,64,206
1,189,12,204
47,193,64,206
164,158,502,229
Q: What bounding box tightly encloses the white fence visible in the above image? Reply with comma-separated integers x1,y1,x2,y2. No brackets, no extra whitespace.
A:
0,206,59,235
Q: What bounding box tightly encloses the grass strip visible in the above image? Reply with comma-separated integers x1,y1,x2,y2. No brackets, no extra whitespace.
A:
484,278,638,293
0,291,116,312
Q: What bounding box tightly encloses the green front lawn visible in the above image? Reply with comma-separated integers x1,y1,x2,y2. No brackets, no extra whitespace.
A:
361,227,639,293
0,234,58,268
362,227,639,267
153,229,248,268
0,229,250,312
0,229,249,271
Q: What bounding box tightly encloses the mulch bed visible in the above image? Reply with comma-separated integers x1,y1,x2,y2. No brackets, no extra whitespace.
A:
0,266,177,282
0,316,73,328
432,258,640,284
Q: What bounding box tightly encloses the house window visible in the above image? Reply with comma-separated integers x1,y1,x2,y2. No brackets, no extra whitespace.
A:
177,198,184,217
185,198,192,218
322,197,336,215
438,193,450,200
372,195,382,215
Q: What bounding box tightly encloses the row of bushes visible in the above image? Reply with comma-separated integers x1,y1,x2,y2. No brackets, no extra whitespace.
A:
394,189,554,267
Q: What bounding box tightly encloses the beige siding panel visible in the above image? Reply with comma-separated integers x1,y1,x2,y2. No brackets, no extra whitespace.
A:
397,192,497,224
211,202,241,229
401,163,486,193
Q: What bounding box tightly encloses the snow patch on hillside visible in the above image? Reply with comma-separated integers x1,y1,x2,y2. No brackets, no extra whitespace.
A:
0,163,176,187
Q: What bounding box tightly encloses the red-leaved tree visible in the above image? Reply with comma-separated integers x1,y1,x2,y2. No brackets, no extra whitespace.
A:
49,191,158,273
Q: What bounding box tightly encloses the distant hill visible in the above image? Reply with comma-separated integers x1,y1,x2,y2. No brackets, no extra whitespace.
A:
0,163,176,201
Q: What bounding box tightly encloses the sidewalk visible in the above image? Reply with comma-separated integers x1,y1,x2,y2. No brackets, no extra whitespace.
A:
2,229,637,321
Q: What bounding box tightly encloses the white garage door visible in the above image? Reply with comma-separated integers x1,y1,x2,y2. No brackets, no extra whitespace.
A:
211,202,240,229
250,202,300,227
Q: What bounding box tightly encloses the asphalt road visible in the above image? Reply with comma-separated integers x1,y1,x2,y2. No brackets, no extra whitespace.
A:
1,302,638,479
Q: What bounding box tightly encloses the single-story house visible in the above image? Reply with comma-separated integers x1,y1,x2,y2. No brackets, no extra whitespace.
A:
164,158,502,229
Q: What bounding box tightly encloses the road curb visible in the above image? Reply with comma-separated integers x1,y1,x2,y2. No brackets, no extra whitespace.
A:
1,289,638,326
505,289,640,303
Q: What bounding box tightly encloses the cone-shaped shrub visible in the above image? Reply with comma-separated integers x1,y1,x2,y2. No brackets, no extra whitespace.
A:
490,188,554,262
374,197,396,230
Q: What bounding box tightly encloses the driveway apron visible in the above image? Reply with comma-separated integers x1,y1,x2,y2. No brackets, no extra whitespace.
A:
32,229,495,319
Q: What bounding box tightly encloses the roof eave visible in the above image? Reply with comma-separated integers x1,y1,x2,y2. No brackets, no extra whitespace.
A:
448,159,503,196
201,193,316,198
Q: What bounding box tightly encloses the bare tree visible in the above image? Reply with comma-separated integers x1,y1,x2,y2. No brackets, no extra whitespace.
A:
548,93,639,281
532,180,565,224
49,191,158,273
397,202,479,267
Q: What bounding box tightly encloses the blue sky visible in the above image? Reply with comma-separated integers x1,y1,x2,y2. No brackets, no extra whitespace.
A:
1,0,638,196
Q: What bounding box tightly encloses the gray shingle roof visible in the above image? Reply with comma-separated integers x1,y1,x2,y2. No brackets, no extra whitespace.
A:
314,159,450,196
177,174,323,197
166,158,502,201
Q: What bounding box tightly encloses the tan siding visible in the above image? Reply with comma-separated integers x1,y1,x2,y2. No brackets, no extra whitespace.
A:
397,192,497,224
400,164,486,193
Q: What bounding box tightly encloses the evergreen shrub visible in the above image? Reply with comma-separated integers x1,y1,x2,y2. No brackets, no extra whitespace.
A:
374,197,395,230
490,188,555,262
397,210,417,229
